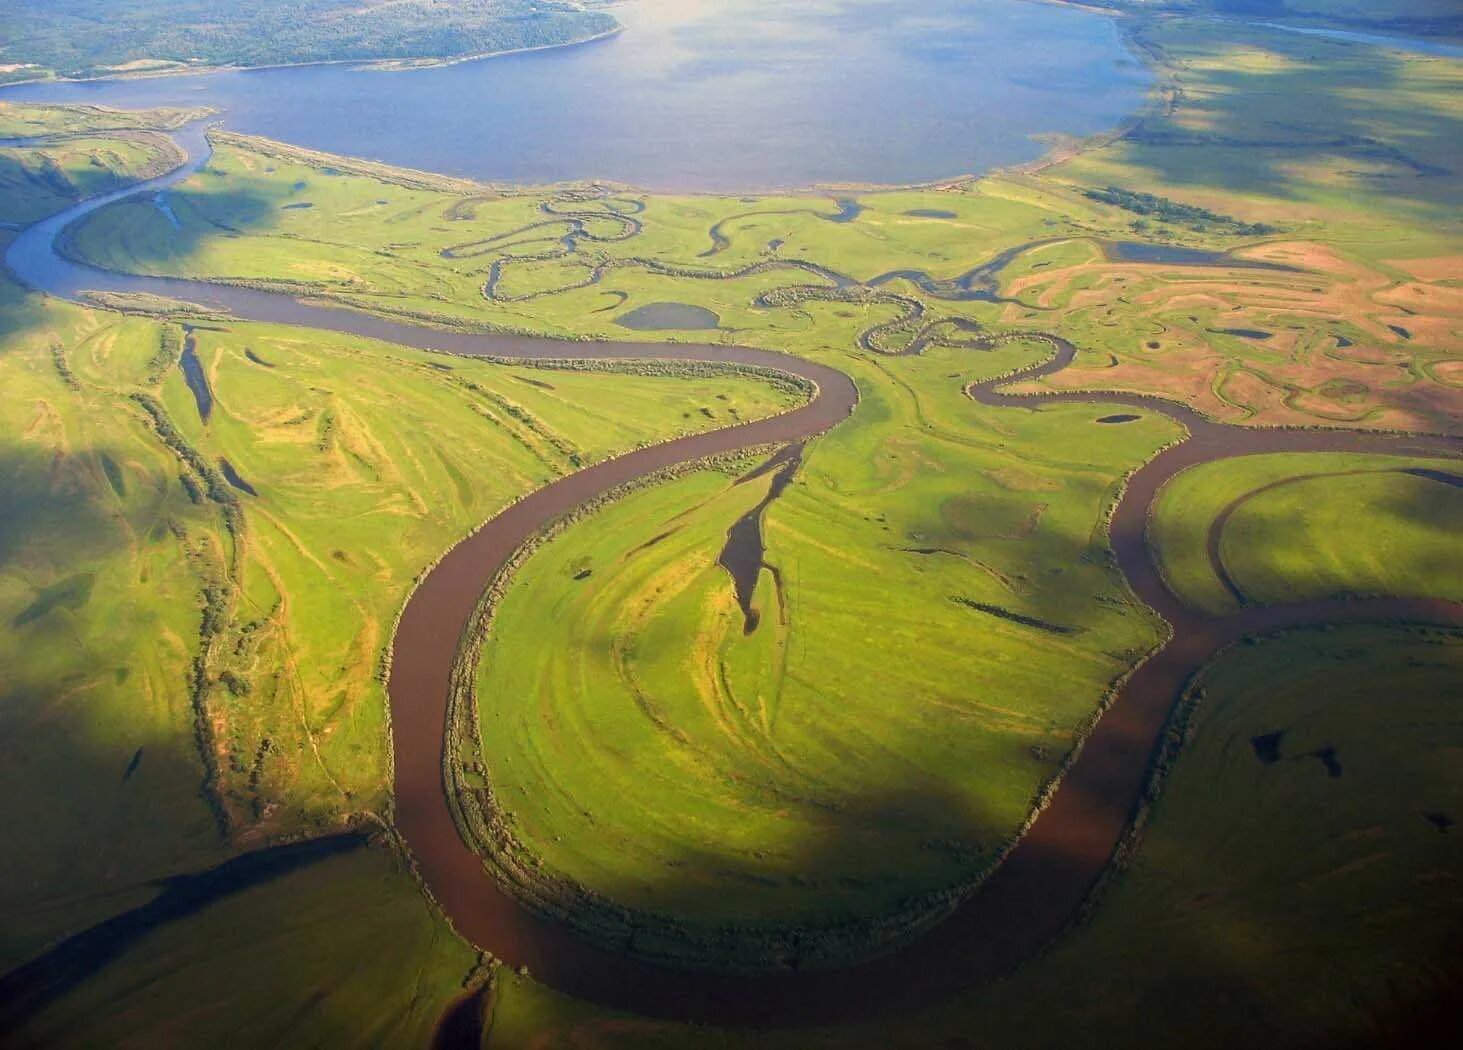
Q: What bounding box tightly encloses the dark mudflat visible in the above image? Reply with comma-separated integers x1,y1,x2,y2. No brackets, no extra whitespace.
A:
7,128,1461,1028
1306,745,1344,779
1407,467,1463,488
431,982,492,1050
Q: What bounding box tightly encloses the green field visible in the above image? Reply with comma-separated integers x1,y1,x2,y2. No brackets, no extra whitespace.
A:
464,338,1171,968
1151,453,1463,614
1066,0,1461,39
10,844,482,1047
0,104,815,1048
481,623,1463,1049
1,7,1459,1047
0,102,209,138
0,103,210,229
0,271,800,965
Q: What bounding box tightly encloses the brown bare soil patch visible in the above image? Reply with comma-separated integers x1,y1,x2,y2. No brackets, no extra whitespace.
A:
1384,255,1463,283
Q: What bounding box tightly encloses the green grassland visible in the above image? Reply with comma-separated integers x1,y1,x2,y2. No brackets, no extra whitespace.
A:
1221,469,1462,604
0,102,211,228
1051,18,1463,235
0,280,230,970
0,269,799,966
10,844,482,1048
0,102,210,139
466,339,1171,967
2,7,1460,1046
484,623,1463,1049
0,110,812,1049
0,102,203,228
57,136,1089,341
1151,452,1463,614
0,1,617,84
0,135,183,227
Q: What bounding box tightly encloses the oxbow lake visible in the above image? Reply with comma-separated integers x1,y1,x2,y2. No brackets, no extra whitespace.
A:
1,0,1151,191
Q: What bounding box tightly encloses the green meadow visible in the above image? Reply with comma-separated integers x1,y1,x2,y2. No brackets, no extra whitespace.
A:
469,339,1171,966
1051,17,1463,236
0,7,1459,1047
0,269,798,958
0,135,183,226
0,102,207,138
484,623,1463,1049
1151,452,1463,614
9,845,481,1048
0,104,805,1046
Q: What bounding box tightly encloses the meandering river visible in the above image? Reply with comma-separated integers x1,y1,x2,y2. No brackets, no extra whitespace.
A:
5,125,1460,1028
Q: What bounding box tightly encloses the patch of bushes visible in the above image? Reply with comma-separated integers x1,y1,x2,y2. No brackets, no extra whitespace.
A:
1084,185,1278,236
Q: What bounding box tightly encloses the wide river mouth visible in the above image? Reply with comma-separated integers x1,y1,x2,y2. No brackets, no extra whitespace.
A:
0,0,1150,191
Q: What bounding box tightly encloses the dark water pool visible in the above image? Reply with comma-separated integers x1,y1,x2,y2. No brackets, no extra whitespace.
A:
615,302,721,330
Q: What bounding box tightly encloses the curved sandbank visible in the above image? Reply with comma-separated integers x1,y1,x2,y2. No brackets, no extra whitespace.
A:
7,128,1460,1028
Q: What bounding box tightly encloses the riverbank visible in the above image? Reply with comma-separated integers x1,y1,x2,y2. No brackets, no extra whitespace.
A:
0,0,622,88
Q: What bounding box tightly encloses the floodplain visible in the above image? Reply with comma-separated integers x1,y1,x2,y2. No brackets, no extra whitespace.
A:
0,6,1459,1048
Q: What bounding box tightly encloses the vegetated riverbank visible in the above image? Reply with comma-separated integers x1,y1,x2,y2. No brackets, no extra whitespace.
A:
2,26,628,92
10,120,1460,1026
1149,454,1463,615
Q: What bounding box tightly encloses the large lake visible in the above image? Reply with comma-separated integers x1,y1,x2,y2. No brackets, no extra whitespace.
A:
1,0,1150,191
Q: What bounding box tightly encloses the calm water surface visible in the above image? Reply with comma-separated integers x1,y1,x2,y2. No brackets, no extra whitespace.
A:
0,0,1149,191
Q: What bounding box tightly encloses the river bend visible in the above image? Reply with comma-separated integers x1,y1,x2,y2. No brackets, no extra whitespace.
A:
6,129,1459,1027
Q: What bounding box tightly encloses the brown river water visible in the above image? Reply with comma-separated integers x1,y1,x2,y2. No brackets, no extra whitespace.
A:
5,130,1460,1029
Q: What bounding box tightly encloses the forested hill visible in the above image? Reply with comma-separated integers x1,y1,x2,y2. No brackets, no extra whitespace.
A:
0,0,620,84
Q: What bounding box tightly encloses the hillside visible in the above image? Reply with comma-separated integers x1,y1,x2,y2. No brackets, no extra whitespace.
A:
0,0,618,84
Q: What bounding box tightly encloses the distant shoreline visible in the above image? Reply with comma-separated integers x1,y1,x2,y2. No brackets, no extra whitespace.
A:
0,24,624,91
